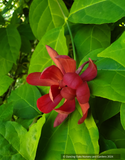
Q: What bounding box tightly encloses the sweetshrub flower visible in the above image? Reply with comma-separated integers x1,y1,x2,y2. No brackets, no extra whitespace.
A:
26,45,97,127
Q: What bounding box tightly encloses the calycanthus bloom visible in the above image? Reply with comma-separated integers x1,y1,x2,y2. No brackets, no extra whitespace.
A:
26,45,97,127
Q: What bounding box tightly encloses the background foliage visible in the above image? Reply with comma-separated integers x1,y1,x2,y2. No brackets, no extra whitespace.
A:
0,0,125,159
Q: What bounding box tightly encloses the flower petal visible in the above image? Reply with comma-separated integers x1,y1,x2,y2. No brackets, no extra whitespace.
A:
54,113,68,127
60,87,76,100
63,72,83,89
76,60,89,74
76,82,90,104
26,72,58,86
78,102,89,124
37,93,62,113
56,55,76,73
46,45,65,74
40,65,63,81
80,58,97,81
49,85,61,101
54,99,75,114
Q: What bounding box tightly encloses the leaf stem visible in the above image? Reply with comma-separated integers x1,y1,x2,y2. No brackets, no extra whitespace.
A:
66,20,76,61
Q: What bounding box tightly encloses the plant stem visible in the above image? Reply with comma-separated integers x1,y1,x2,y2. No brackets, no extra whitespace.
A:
66,20,76,61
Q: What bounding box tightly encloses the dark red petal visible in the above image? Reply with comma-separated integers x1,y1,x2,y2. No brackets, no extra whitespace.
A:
49,85,61,101
60,87,76,100
76,61,89,74
37,94,62,113
76,82,90,104
78,102,89,124
54,99,75,114
54,113,68,127
63,72,83,89
59,80,66,88
40,65,63,81
56,55,76,73
46,45,65,74
80,58,97,81
26,72,58,86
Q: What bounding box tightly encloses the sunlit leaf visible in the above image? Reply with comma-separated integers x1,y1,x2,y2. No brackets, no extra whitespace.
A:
0,116,45,160
29,0,69,40
9,84,41,119
68,0,125,24
0,103,13,121
28,26,68,73
80,49,125,103
0,25,21,75
0,75,13,96
98,32,125,67
74,24,110,63
35,103,99,160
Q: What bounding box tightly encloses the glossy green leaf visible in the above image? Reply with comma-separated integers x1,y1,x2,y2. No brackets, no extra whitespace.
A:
28,26,68,73
74,24,110,63
98,32,125,67
29,0,69,40
79,49,125,103
0,116,45,160
35,103,99,160
98,149,125,160
120,103,125,130
90,97,121,125
68,0,125,24
0,25,21,75
9,84,41,119
0,75,13,96
100,115,125,148
0,103,13,121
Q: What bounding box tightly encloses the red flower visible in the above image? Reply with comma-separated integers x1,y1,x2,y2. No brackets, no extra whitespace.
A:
26,45,97,127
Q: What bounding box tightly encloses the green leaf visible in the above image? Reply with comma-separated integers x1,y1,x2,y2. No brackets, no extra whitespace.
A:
98,32,125,67
0,13,5,25
0,103,13,121
16,118,34,130
17,24,35,41
36,104,99,160
68,0,125,24
120,103,125,130
29,0,69,40
2,0,13,15
11,10,18,26
8,84,41,119
90,97,121,125
0,25,21,75
99,136,117,153
0,75,13,96
0,116,45,160
74,24,110,63
79,49,125,103
28,26,68,73
100,115,125,148
20,35,31,53
98,149,125,160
